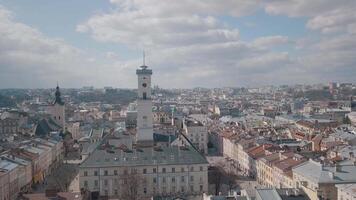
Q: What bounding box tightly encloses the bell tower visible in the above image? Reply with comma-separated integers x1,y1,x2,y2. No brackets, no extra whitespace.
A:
136,54,153,144
48,84,65,130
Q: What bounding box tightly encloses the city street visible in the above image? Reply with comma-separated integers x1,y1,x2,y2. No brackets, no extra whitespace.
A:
69,174,80,192
207,156,258,196
29,157,81,194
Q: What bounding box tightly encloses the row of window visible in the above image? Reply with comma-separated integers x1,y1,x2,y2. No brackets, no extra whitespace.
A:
84,176,202,187
0,128,17,133
159,176,203,183
0,122,17,126
83,180,204,195
83,166,205,176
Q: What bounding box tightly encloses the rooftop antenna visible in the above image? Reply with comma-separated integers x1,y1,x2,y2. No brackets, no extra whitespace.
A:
140,50,148,69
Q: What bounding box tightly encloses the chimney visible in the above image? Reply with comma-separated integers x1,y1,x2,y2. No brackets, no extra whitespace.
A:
335,163,342,172
328,171,334,179
349,152,354,159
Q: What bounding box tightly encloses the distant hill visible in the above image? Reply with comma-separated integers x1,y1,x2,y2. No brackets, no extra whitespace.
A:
76,89,136,105
0,94,16,108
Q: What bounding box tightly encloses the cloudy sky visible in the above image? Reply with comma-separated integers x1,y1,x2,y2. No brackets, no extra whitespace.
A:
0,0,355,88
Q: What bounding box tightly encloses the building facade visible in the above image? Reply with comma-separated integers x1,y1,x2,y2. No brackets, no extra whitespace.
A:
79,146,209,199
0,118,19,135
183,118,208,154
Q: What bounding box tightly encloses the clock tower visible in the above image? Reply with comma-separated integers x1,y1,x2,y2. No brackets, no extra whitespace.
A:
136,62,153,144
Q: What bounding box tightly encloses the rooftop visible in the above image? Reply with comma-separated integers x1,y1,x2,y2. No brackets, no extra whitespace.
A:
274,157,306,172
0,159,18,171
256,188,282,200
256,188,310,200
293,159,356,184
80,145,208,168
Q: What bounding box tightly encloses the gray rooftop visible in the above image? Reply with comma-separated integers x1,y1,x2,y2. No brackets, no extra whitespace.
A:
0,159,18,171
256,188,282,200
293,160,356,184
80,145,208,168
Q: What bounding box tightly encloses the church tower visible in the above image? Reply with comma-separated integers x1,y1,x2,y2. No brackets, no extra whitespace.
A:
48,84,66,130
136,57,153,145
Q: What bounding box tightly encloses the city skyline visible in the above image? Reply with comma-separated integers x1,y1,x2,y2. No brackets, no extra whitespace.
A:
0,0,356,89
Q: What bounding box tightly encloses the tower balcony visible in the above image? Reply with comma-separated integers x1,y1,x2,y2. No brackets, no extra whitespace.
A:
136,67,152,75
137,97,152,101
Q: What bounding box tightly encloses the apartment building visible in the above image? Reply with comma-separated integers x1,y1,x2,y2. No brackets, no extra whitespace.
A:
257,153,283,188
0,159,19,200
0,137,63,199
272,156,306,188
183,117,208,154
0,170,9,200
1,155,32,193
293,160,356,200
0,118,18,135
222,136,255,175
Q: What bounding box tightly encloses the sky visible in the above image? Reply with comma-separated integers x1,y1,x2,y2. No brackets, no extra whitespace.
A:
0,0,356,89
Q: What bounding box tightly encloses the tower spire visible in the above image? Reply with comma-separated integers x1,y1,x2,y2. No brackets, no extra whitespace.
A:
54,83,64,105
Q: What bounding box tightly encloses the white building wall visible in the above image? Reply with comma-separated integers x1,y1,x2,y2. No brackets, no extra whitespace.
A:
79,163,209,198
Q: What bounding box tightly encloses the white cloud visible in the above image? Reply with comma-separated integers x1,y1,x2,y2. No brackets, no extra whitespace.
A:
109,0,261,17
78,11,239,48
2,1,356,88
264,0,356,35
106,51,120,59
251,36,289,49
74,0,356,87
306,7,356,34
76,0,302,87
0,5,135,88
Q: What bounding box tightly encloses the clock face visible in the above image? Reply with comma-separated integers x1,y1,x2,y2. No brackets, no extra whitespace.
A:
142,83,147,88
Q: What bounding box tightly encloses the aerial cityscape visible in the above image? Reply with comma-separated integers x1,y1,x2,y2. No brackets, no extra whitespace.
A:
1,1,356,200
